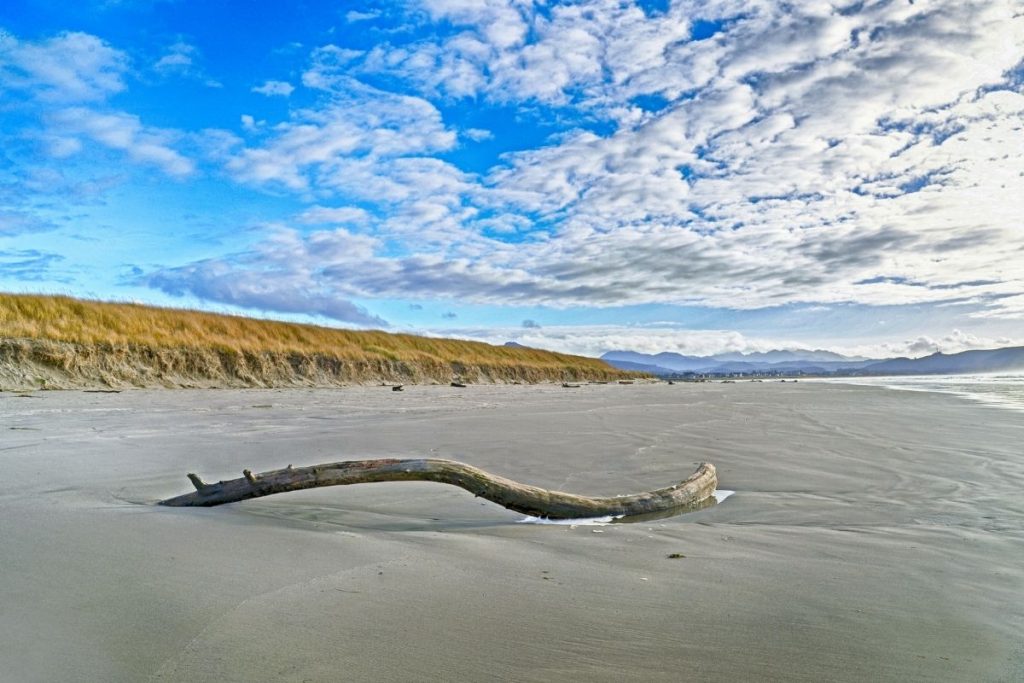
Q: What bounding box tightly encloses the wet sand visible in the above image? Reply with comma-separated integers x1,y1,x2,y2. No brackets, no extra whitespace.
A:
2,383,1022,682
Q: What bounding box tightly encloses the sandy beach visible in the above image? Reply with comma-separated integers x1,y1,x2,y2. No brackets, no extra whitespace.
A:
2,382,1022,682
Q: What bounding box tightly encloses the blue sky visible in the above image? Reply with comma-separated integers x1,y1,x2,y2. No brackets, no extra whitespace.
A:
2,0,1023,358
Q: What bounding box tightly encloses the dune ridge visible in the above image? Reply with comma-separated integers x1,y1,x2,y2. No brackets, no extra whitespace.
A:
0,294,635,390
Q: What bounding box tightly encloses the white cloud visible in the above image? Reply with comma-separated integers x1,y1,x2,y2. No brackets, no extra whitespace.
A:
419,0,530,50
153,41,220,86
252,79,295,97
418,323,820,358
226,79,459,197
0,31,129,101
164,2,1024,323
464,127,493,141
154,42,194,73
191,127,243,160
865,329,1018,359
301,45,365,90
43,135,83,158
0,30,199,179
346,10,381,23
51,108,195,177
418,324,1020,360
297,206,370,224
147,226,388,326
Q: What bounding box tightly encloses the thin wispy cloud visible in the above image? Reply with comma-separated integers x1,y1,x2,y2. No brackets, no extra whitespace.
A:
345,10,381,23
435,323,1015,360
0,30,129,101
0,249,66,281
153,42,195,74
51,108,195,177
153,41,222,86
251,79,294,97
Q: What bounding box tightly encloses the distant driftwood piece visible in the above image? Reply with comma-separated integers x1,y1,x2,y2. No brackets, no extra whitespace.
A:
159,458,717,519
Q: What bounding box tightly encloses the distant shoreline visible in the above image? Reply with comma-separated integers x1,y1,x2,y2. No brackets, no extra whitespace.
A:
805,373,1024,413
602,346,1024,379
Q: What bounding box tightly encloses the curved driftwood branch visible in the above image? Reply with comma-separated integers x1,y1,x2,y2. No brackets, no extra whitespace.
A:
159,458,717,519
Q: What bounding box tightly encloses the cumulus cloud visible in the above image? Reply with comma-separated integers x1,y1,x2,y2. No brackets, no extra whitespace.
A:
226,77,458,194
240,114,259,131
161,2,1023,322
890,329,1014,358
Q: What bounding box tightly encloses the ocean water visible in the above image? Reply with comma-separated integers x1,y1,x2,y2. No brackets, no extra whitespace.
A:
813,373,1024,412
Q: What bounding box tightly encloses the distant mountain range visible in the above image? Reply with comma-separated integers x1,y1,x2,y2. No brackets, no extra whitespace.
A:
600,346,1024,377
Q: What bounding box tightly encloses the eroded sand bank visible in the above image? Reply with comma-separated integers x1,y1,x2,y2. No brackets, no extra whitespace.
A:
2,383,1022,682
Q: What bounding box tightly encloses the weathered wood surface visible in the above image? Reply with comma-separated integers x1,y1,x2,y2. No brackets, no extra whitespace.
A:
159,458,717,519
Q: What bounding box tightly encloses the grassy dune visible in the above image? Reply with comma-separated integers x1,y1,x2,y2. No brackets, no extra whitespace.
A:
0,294,636,389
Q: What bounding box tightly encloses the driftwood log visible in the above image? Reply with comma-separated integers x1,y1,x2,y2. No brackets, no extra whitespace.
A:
159,458,717,519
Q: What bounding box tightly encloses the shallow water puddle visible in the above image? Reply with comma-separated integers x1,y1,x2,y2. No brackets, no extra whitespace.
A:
517,514,621,526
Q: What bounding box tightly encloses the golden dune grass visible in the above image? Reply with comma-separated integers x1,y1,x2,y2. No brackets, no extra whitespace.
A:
0,293,629,381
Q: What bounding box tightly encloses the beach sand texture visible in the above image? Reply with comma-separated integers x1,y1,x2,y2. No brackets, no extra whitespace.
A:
2,382,1022,682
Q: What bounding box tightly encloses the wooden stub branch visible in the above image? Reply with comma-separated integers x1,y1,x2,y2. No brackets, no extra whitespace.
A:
159,458,717,520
